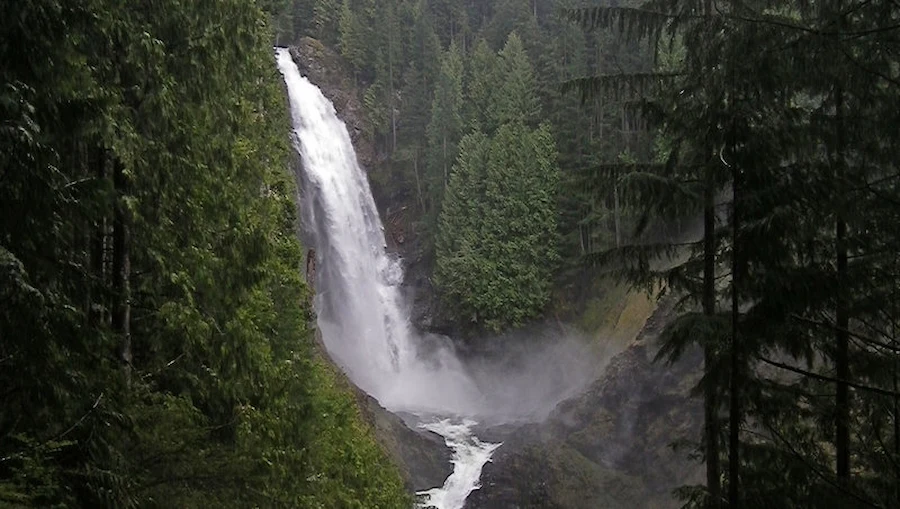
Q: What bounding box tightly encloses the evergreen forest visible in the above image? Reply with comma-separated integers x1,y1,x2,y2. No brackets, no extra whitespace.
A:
3,0,900,507
276,0,900,506
1,1,408,507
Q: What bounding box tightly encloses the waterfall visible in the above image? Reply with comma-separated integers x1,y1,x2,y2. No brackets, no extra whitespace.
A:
276,48,497,509
275,45,606,508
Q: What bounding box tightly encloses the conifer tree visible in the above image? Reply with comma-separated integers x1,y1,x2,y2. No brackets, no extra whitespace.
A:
465,38,500,132
0,2,412,506
425,41,465,213
490,32,541,127
435,123,559,330
570,1,900,507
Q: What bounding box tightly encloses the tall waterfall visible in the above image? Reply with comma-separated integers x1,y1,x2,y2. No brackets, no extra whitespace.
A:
276,48,497,508
275,46,604,508
275,47,484,415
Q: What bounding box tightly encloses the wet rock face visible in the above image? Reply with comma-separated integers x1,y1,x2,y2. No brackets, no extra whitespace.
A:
289,38,376,170
353,392,452,491
288,38,447,336
468,302,704,509
288,39,452,491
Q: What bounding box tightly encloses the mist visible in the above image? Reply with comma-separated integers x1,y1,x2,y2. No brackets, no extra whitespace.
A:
382,323,622,425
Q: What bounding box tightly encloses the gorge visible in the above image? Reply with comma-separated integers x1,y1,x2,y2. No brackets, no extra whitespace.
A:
276,46,701,508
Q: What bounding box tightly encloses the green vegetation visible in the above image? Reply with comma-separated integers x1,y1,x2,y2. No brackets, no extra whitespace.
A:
0,1,409,507
276,0,647,330
435,120,559,331
569,1,900,507
434,34,560,331
282,0,900,506
8,0,900,507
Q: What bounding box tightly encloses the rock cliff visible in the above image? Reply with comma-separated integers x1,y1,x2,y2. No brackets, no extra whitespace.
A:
287,37,705,507
468,300,704,508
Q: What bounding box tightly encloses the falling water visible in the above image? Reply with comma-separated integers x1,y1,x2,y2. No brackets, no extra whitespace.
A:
276,48,497,508
275,46,606,508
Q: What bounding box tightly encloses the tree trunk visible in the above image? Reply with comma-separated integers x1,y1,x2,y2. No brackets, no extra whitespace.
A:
834,79,850,485
442,135,448,185
703,167,722,509
614,173,620,249
111,158,132,384
836,213,849,482
894,333,899,505
89,146,108,328
389,24,397,153
703,2,721,506
729,158,741,509
413,151,424,211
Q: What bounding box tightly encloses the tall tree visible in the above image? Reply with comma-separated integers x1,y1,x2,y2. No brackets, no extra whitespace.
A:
464,38,499,132
425,41,465,213
489,32,540,127
435,123,559,330
0,2,412,506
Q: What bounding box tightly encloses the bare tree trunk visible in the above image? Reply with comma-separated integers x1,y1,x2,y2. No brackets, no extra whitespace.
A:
833,78,850,485
614,173,620,249
111,158,131,384
729,158,741,509
836,216,849,482
894,326,899,505
703,166,722,509
702,3,722,504
89,146,108,328
413,151,425,211
388,21,397,154
442,135,448,185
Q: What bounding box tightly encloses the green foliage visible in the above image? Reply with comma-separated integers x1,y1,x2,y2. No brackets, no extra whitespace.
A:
435,123,560,331
0,1,410,507
464,39,499,131
313,0,342,44
282,0,644,295
573,0,900,507
489,33,541,127
338,0,370,72
424,42,465,213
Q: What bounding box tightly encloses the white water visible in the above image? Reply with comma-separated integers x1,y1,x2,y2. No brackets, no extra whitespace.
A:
276,47,601,508
417,420,501,509
276,48,495,508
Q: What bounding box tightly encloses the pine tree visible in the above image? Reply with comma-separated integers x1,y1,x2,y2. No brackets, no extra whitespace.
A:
0,2,412,506
425,41,465,214
435,123,559,331
568,3,738,507
465,38,499,132
338,0,370,76
489,32,541,127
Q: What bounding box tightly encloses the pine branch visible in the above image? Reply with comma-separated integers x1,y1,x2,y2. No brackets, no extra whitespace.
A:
567,6,690,38
764,423,883,509
790,313,898,352
562,72,681,103
720,5,900,39
0,393,103,464
757,356,900,399
837,45,900,88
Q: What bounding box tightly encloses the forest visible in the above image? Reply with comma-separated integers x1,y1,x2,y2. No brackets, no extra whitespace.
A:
3,0,900,507
276,0,900,507
1,1,409,507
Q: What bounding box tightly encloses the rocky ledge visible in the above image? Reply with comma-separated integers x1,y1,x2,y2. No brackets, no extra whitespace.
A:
468,301,704,509
288,38,377,170
288,37,705,506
